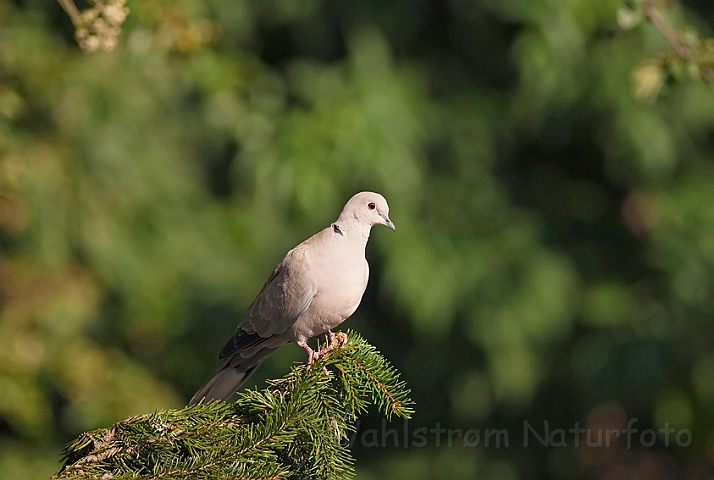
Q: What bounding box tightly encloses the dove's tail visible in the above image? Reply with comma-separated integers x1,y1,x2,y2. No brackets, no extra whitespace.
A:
188,347,279,405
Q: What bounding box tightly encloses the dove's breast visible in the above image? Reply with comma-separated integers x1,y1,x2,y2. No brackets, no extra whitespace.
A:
288,231,369,342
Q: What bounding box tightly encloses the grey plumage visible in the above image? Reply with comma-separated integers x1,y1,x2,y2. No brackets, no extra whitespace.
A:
188,192,394,405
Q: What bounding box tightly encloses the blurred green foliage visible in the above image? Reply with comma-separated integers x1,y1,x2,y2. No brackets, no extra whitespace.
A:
1,0,714,479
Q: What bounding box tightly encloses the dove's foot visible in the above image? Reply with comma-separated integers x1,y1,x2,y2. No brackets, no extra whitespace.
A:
300,332,347,372
297,341,316,370
314,331,348,359
316,330,337,357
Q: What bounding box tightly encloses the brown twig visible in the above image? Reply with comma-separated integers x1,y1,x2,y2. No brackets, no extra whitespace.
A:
643,0,690,59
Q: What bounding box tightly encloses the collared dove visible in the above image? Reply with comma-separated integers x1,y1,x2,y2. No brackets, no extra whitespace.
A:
189,191,395,405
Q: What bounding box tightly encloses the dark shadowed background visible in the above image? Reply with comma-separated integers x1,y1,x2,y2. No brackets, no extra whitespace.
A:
1,0,714,478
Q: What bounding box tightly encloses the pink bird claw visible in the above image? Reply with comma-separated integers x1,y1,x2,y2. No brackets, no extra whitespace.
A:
298,341,316,370
315,330,347,358
311,351,330,376
299,332,348,372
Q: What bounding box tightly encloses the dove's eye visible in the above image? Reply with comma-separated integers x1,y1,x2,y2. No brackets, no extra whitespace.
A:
367,202,376,210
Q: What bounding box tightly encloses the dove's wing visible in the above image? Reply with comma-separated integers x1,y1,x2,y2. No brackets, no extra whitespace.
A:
219,247,317,357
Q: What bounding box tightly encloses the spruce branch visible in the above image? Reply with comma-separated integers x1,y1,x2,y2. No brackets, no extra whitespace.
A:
54,330,413,480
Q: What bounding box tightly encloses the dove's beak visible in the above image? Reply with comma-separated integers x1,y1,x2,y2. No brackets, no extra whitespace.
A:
382,215,396,231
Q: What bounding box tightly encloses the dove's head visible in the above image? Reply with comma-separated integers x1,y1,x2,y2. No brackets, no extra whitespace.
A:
338,191,395,232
